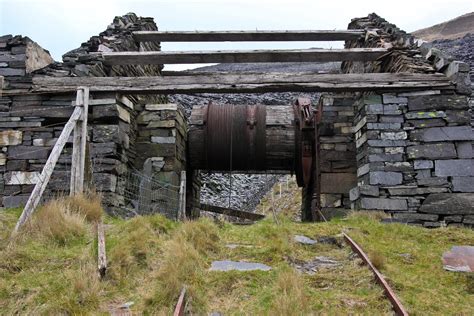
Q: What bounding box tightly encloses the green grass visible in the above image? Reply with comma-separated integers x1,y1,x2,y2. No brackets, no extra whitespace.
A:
0,183,473,314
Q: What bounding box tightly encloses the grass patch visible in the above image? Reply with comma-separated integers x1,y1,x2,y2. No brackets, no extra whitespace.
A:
1,183,473,314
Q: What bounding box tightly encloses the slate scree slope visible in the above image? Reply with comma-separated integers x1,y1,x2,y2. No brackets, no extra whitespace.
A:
0,13,472,226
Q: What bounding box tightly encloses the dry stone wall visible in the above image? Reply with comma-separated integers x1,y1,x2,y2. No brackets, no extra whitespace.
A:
343,14,473,226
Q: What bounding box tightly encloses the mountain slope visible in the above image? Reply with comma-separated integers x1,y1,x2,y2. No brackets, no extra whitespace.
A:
412,12,474,41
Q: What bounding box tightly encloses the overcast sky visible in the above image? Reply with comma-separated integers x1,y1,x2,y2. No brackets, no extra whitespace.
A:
1,0,472,70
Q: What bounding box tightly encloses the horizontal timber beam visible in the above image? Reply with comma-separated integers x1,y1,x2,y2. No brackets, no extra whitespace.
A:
30,72,453,94
97,48,388,65
133,30,366,42
200,203,265,221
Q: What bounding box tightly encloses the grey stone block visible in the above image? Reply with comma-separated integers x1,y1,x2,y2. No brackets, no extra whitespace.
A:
387,186,448,195
445,110,471,124
93,125,120,143
392,212,438,222
360,197,408,211
410,126,474,142
381,131,407,140
408,95,469,111
407,118,446,128
367,140,407,147
444,215,463,223
369,171,403,185
383,104,403,115
417,177,449,187
8,145,50,160
0,68,25,76
384,162,413,172
452,177,474,192
383,94,408,104
407,143,457,159
3,195,29,208
379,115,404,123
367,123,401,130
366,104,383,114
368,153,403,162
456,142,473,159
414,160,433,169
92,173,117,192
419,193,474,214
464,216,474,225
434,159,474,177
405,111,446,119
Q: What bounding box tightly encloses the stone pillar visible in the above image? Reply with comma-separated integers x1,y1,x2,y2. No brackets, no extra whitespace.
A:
351,91,474,227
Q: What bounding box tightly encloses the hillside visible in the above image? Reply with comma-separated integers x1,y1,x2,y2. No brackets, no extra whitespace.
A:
412,12,474,41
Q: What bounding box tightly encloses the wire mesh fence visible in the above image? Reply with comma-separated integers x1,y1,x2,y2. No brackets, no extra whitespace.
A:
117,169,181,220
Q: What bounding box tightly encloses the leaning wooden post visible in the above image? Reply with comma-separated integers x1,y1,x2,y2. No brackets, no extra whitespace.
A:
97,220,107,279
178,171,186,221
70,87,89,196
13,106,83,233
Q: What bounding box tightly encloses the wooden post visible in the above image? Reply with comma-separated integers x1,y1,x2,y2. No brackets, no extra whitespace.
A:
178,171,186,221
97,221,107,279
13,106,83,233
70,87,89,196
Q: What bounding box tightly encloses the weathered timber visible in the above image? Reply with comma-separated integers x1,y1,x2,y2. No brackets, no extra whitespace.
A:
173,287,187,316
31,73,453,94
97,221,107,279
133,30,366,42
96,48,388,65
201,203,265,221
13,106,83,232
70,87,89,195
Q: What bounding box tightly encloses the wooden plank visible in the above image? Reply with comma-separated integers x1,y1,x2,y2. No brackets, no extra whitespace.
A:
70,88,83,195
200,203,265,221
178,171,186,221
78,87,89,193
32,72,453,94
173,287,186,316
133,30,366,42
343,233,409,316
13,106,82,233
97,221,107,279
97,48,388,65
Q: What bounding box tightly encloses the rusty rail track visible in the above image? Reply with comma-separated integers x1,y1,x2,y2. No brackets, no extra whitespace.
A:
343,233,409,316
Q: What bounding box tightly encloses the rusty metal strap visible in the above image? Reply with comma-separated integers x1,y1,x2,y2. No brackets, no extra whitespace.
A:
343,233,409,316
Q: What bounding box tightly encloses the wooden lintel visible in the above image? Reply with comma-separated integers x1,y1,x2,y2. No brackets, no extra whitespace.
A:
133,30,366,42
30,72,453,94
97,48,388,65
200,203,265,221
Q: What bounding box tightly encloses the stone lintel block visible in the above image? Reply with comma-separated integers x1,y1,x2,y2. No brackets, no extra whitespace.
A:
369,171,402,186
434,159,474,177
452,177,474,192
407,143,456,160
410,126,474,142
360,197,408,211
419,193,474,215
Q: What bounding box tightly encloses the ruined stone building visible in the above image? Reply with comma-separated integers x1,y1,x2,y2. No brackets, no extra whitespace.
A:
0,13,472,226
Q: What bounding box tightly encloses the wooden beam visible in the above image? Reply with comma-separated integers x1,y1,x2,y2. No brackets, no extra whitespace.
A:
32,72,453,94
133,30,366,42
97,221,107,279
200,203,265,221
97,48,388,65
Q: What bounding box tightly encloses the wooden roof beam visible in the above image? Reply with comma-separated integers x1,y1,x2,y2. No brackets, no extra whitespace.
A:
30,72,453,94
133,30,366,42
97,48,388,65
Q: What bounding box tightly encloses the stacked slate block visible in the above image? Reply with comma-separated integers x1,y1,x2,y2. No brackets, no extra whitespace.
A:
318,94,357,217
345,14,473,226
136,103,186,183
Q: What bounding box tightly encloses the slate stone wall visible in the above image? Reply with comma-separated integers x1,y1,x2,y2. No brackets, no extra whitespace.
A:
343,14,473,226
